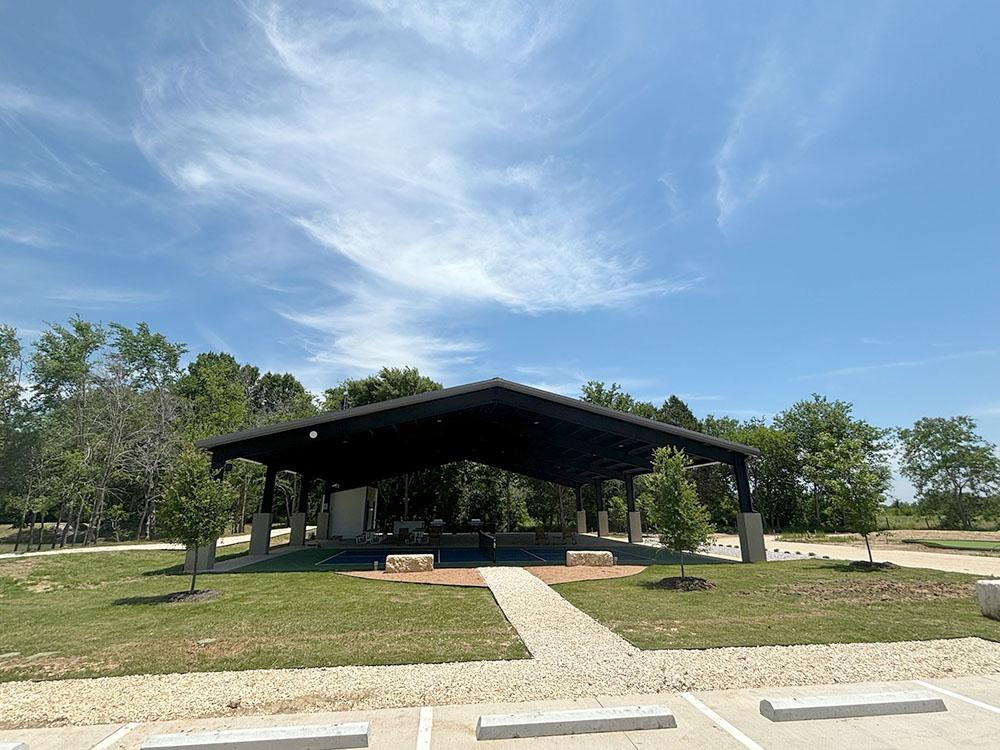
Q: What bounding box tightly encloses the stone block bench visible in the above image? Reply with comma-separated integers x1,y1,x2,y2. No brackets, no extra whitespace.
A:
384,554,434,574
0,742,28,750
759,691,945,722
565,550,614,567
977,579,1000,620
476,705,675,739
141,723,369,749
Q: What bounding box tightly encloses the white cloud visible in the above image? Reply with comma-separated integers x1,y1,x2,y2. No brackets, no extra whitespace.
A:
798,349,999,380
45,287,166,308
0,226,52,247
134,1,684,377
712,13,886,229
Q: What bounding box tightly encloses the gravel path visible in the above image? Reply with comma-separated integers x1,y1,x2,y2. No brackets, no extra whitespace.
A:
2,566,999,729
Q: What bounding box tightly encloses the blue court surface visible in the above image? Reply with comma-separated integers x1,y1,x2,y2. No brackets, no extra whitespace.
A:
316,545,678,568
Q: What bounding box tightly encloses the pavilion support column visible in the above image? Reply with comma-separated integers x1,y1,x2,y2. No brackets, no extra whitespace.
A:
594,480,609,538
290,474,311,547
733,454,766,563
574,486,587,534
250,466,276,556
625,474,642,544
315,480,332,541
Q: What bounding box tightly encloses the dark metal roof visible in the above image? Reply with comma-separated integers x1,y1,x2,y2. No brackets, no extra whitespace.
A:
197,377,759,487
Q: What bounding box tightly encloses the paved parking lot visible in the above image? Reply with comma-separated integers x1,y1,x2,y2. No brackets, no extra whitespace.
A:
3,675,999,749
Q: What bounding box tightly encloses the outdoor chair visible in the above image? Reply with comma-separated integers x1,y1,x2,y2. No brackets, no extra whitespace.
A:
398,527,411,545
534,528,548,545
429,526,443,544
561,529,577,545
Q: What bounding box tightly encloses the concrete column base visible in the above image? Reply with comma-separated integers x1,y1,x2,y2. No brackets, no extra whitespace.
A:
184,540,217,573
249,512,272,556
576,509,587,534
290,512,307,546
627,510,643,543
597,510,609,537
316,511,330,541
737,511,767,563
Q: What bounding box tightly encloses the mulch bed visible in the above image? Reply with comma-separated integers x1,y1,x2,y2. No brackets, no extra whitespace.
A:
655,576,715,591
849,560,899,571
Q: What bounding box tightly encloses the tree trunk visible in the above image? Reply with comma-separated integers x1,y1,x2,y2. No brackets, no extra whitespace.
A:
680,550,686,579
953,487,971,530
51,503,65,549
864,533,873,564
26,512,37,553
190,543,198,594
71,499,85,547
12,508,27,552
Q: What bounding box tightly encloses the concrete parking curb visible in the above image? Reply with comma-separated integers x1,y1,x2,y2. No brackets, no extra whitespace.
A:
760,691,946,721
140,722,369,749
475,705,676,740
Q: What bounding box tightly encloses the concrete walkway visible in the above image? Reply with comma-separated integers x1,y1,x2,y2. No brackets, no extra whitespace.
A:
714,533,1000,577
4,675,1000,748
0,527,296,561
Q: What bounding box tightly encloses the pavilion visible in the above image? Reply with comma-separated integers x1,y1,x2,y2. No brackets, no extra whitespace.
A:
196,378,767,564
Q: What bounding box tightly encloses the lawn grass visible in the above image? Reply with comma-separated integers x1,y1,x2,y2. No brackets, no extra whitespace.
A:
0,549,527,682
554,559,1000,650
902,538,1000,552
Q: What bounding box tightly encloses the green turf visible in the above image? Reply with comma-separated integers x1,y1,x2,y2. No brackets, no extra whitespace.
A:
902,538,1000,552
0,549,527,682
554,559,1000,650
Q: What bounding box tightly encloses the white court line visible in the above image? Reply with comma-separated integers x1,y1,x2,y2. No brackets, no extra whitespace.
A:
913,680,1000,715
90,722,141,749
680,692,766,750
315,550,347,566
521,548,547,562
416,706,433,750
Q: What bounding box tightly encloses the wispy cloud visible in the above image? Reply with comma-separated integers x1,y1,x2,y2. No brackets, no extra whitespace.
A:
134,1,686,377
712,12,887,229
798,349,999,380
0,83,125,139
0,226,53,247
45,286,166,308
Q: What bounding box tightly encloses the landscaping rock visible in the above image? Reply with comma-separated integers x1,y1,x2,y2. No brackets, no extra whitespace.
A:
384,554,434,574
565,550,614,567
977,579,1000,621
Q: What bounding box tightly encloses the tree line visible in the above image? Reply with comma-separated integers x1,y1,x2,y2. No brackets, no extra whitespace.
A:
2,316,999,551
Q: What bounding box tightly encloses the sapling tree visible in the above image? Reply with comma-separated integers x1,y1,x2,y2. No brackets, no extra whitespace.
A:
646,446,714,579
159,448,235,593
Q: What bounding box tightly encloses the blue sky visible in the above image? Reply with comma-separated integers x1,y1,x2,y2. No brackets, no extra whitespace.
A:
2,1,999,498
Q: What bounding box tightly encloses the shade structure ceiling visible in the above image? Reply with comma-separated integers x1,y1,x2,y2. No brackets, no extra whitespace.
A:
197,378,760,489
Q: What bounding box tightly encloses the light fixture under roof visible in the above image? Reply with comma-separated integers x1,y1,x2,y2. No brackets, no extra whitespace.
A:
308,430,318,439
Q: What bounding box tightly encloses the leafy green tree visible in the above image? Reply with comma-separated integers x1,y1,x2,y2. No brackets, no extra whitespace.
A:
725,421,804,531
898,417,1000,530
775,395,890,531
159,449,235,593
825,433,890,561
176,352,251,438
323,366,441,410
656,395,700,431
645,447,714,578
249,372,316,424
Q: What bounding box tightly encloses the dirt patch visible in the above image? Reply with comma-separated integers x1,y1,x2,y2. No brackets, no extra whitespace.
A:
654,576,715,591
341,568,486,587
528,565,646,584
0,558,39,580
782,579,973,604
